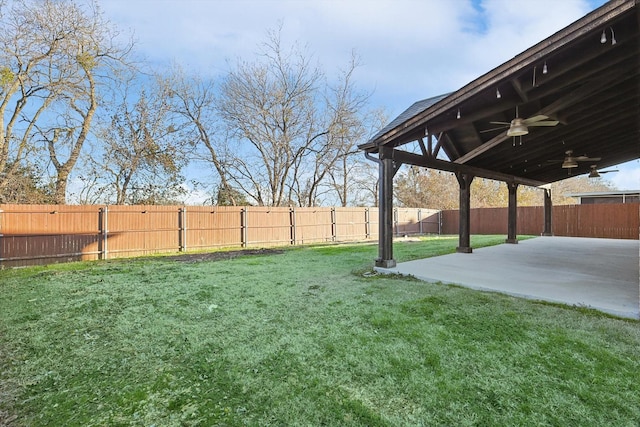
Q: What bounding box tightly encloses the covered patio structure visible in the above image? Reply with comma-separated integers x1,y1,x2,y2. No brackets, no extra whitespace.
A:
359,0,639,268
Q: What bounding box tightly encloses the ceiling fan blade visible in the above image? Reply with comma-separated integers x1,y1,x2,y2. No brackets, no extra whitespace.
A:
480,126,508,133
529,120,559,127
576,156,601,162
489,121,510,125
599,169,619,174
523,115,549,124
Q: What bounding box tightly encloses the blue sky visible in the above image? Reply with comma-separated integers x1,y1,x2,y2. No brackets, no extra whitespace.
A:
99,0,637,190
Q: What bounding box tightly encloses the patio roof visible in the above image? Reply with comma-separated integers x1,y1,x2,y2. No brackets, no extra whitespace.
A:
360,0,639,187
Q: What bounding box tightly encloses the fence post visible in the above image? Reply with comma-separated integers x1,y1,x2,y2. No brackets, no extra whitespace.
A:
365,208,370,239
241,207,248,248
438,210,442,235
393,208,398,236
290,207,296,245
418,209,423,235
179,207,187,252
99,206,109,260
331,207,337,242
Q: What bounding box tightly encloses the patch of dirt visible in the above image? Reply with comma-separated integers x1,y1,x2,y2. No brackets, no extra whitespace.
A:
160,248,285,263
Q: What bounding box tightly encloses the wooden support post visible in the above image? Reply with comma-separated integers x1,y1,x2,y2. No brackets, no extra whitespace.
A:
456,172,474,253
543,188,553,236
506,182,518,244
376,148,396,268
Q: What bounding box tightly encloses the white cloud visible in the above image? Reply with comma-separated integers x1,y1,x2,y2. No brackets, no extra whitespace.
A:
100,0,605,114
607,161,640,191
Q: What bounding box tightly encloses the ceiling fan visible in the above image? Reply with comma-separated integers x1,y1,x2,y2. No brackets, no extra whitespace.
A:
481,106,559,137
547,150,602,175
588,165,618,178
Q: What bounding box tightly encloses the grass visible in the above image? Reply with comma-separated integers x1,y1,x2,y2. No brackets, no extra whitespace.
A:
1,235,639,426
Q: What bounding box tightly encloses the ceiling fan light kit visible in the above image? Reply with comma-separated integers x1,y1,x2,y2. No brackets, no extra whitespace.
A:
507,118,529,137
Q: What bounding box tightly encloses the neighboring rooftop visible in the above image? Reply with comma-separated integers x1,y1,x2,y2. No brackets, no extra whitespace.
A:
566,190,640,197
566,190,640,204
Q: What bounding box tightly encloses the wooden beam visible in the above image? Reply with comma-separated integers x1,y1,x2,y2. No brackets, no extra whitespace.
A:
418,137,429,158
529,38,637,102
453,131,510,164
433,132,443,158
441,132,462,160
511,78,528,103
387,148,546,187
538,66,631,117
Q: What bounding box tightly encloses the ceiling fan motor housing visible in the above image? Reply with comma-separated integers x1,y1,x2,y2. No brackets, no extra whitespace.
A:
507,118,529,137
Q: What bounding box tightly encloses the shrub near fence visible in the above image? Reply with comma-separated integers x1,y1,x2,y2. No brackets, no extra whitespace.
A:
0,205,439,267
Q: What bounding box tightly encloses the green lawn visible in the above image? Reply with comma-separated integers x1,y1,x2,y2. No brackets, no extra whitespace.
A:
1,235,639,426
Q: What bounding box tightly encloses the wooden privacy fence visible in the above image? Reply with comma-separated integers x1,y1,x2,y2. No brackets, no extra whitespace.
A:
0,205,440,267
440,203,639,240
2,203,634,267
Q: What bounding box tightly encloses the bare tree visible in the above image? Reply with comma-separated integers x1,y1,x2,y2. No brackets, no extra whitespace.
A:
0,0,133,204
216,26,326,206
327,107,388,207
84,74,192,205
161,65,240,205
42,0,133,203
288,53,371,207
395,166,459,209
0,0,63,198
328,155,377,206
217,27,378,207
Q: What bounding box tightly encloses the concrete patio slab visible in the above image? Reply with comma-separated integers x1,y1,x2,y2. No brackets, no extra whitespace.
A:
376,236,639,319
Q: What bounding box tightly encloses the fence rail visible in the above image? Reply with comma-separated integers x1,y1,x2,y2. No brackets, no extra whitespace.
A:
0,205,439,267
